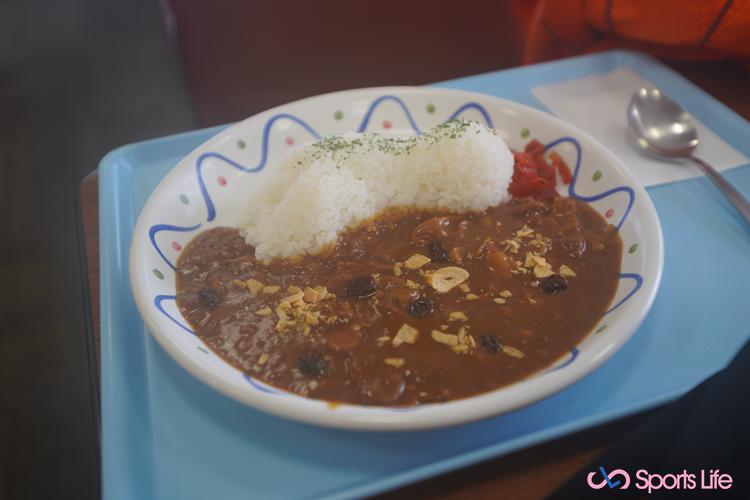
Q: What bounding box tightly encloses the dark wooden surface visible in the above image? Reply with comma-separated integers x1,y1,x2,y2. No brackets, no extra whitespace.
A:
76,57,750,500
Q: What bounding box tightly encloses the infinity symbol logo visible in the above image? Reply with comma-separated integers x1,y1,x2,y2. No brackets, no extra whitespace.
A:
588,467,630,489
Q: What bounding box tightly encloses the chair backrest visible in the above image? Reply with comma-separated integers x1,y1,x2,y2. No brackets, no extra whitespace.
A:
159,0,524,127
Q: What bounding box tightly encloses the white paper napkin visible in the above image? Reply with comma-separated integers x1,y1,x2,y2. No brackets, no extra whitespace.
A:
530,66,749,188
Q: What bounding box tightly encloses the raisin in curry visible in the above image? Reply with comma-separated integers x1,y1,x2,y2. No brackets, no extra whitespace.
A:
175,196,622,406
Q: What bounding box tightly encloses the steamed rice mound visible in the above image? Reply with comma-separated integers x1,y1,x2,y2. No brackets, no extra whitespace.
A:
240,119,514,262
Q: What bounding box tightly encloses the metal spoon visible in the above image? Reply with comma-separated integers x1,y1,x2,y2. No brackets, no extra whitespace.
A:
628,87,750,228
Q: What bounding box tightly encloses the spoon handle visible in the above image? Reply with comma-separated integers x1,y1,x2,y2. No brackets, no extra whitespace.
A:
690,156,750,229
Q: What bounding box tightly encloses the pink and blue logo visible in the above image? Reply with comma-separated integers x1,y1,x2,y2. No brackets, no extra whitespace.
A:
587,467,734,492
588,467,630,489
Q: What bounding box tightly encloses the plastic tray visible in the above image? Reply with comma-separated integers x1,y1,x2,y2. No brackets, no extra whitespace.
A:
99,50,750,500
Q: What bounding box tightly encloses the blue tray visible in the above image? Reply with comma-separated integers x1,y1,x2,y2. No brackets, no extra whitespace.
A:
99,50,750,500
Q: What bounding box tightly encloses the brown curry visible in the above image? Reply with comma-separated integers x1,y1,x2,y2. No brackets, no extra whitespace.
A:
175,195,622,406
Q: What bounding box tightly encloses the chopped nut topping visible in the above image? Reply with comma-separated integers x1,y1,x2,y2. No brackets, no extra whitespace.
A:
457,327,467,344
303,287,319,303
304,312,319,325
393,324,419,346
528,238,551,253
515,225,534,237
313,285,329,301
393,264,403,276
262,285,281,294
448,311,468,322
280,291,305,304
274,320,295,333
451,344,469,353
431,330,458,346
466,293,479,300
231,279,247,289
525,253,555,278
524,252,539,268
502,345,525,358
534,263,555,279
426,266,469,293
559,265,577,277
287,285,301,294
275,307,290,321
493,297,506,304
405,279,421,290
255,307,273,316
384,358,405,368
502,239,521,253
246,279,265,295
377,336,391,342
459,283,470,293
499,290,512,298
404,253,431,269
257,353,270,365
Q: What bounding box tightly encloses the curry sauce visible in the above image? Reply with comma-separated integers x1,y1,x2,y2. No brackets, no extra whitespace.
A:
175,196,622,406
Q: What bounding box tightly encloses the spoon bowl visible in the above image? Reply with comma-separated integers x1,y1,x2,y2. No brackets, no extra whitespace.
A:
628,87,750,228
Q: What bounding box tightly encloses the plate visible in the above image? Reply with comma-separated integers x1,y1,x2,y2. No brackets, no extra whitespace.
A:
128,86,664,431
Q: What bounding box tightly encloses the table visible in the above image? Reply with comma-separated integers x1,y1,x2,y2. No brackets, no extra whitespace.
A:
76,55,750,500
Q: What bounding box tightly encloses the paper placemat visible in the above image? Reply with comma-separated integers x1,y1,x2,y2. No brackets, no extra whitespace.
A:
531,66,750,187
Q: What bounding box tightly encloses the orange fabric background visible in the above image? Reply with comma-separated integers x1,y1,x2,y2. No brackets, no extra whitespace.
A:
515,0,750,67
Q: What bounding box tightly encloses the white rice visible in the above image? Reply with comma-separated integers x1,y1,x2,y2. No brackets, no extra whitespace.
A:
240,119,514,262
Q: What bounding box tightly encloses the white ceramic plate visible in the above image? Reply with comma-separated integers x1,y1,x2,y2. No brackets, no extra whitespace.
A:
129,86,664,431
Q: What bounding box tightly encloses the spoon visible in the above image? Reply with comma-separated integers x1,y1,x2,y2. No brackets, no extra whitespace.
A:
628,87,750,229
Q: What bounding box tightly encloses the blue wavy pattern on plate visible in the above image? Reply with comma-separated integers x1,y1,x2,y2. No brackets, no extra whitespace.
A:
547,137,642,316
148,94,644,400
553,348,579,372
535,348,580,378
149,223,202,270
357,95,425,133
607,273,643,314
548,137,635,231
242,374,284,395
197,114,321,222
446,102,495,127
154,295,195,336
